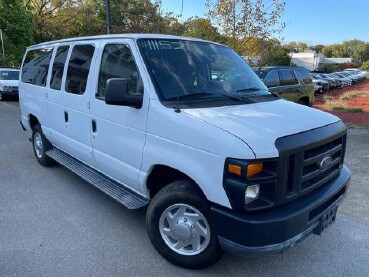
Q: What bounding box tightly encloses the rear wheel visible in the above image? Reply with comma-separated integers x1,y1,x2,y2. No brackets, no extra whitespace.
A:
32,124,54,166
146,180,223,269
0,91,5,101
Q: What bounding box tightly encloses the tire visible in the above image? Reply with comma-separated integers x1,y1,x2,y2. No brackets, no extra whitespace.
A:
32,124,54,166
297,99,308,106
0,91,4,101
146,180,223,269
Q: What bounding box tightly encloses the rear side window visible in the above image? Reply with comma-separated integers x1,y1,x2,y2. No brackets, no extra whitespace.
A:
50,46,70,90
97,44,141,99
264,70,280,87
279,70,298,86
21,47,53,86
65,44,95,95
297,70,313,84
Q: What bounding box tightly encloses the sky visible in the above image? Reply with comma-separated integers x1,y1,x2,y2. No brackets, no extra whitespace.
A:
159,0,369,45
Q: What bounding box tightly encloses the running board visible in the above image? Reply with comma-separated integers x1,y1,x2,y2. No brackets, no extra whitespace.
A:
46,148,149,209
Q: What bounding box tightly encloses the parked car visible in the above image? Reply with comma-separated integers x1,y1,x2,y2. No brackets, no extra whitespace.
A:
329,73,352,86
19,34,350,269
339,72,362,83
343,70,366,81
311,73,335,89
0,67,20,101
315,74,342,88
310,74,330,92
254,66,315,106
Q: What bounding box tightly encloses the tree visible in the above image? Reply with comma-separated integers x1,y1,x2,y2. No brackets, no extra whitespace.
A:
361,61,369,70
243,38,290,66
31,0,112,41
205,0,286,51
0,0,35,66
183,17,225,43
283,41,309,53
322,40,369,61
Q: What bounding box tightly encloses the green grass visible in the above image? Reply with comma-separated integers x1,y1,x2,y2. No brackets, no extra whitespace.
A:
324,98,363,113
339,91,369,101
360,123,369,129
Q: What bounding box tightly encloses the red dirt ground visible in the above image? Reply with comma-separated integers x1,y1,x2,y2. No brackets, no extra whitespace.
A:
314,79,369,124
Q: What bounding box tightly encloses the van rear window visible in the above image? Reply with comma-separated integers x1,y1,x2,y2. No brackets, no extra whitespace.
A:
21,47,53,87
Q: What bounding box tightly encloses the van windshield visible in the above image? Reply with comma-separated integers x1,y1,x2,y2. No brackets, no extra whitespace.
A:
0,70,19,80
138,39,271,105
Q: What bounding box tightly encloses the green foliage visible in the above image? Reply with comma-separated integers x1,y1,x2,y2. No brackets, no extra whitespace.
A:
321,40,369,61
361,61,369,70
0,0,35,66
205,0,286,51
244,38,291,66
183,17,225,43
283,42,309,53
321,63,337,73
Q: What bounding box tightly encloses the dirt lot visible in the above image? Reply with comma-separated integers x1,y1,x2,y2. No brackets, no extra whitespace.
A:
314,79,369,125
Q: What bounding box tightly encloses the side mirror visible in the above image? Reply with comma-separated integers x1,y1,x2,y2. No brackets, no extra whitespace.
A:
105,78,143,109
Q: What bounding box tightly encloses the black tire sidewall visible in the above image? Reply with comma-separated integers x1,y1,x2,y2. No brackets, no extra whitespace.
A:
32,125,53,166
146,181,223,269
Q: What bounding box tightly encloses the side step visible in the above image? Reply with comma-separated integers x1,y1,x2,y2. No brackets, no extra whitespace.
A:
46,148,149,209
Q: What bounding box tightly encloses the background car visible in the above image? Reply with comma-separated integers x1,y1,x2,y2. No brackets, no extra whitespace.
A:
0,67,20,101
310,74,330,92
254,66,314,106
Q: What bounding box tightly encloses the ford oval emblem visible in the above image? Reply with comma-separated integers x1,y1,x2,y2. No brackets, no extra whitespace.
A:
318,156,332,170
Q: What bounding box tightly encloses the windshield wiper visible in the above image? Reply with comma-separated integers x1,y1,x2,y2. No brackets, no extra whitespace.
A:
166,92,244,101
236,87,267,93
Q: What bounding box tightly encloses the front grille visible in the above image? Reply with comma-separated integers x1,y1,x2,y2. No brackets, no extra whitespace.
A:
275,121,347,205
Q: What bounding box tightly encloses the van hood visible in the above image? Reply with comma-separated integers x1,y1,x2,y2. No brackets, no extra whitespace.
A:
184,99,340,158
0,80,19,87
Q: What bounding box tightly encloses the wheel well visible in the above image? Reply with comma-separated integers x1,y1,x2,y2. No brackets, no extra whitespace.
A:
29,114,39,131
146,165,195,198
298,97,310,106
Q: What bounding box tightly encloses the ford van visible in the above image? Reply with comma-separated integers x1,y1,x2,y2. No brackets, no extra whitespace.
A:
19,35,350,269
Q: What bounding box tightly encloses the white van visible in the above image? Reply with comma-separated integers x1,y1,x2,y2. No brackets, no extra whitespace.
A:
19,34,350,269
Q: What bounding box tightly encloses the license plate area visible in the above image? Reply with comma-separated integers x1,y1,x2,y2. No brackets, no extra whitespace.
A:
313,206,338,235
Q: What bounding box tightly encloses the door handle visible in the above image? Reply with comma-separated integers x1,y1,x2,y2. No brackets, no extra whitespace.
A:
64,111,69,123
92,119,97,133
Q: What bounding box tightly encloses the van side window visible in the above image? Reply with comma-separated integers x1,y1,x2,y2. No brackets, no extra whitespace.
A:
21,47,53,87
97,44,141,99
297,70,313,84
264,70,280,87
279,70,298,86
65,44,95,95
50,46,70,90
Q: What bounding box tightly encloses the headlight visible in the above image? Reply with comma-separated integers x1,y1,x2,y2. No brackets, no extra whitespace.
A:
245,184,260,204
224,158,278,211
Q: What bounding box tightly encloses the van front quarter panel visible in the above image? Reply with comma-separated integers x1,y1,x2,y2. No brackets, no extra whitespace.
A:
140,99,255,208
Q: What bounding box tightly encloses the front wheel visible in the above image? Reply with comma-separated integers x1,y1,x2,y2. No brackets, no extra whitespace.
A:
146,180,223,269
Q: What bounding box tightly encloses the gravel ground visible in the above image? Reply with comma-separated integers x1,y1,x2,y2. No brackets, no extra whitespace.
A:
0,102,368,276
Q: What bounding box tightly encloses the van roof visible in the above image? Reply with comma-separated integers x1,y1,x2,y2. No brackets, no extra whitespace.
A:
27,34,221,49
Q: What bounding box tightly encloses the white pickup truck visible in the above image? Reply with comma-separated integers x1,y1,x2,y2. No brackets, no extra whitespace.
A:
19,34,350,269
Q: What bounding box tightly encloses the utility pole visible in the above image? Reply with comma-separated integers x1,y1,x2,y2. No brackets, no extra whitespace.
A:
180,0,184,23
0,29,7,67
105,0,112,34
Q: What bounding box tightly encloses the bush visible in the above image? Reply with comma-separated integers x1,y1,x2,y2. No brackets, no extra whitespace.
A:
320,63,337,73
361,61,369,70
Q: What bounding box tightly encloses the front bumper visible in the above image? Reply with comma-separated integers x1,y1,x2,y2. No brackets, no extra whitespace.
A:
211,165,350,256
1,89,19,96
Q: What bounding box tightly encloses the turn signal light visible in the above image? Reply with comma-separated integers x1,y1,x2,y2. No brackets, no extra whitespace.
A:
247,163,263,177
228,164,241,176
